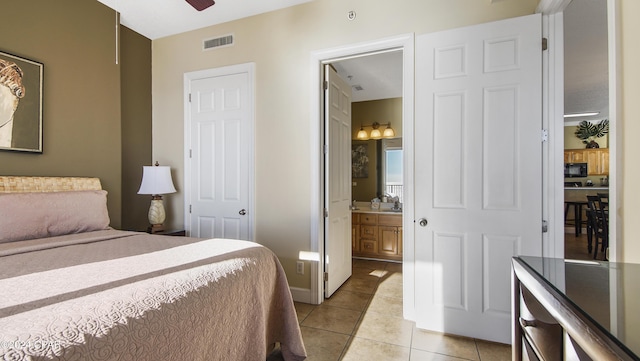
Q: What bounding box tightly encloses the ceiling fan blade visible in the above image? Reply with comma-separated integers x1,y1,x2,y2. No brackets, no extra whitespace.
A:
185,0,215,11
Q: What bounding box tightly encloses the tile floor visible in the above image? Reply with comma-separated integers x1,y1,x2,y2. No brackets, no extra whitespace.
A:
293,259,511,361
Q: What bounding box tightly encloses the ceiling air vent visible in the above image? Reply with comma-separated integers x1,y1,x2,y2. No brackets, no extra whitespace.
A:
203,34,234,50
352,84,364,91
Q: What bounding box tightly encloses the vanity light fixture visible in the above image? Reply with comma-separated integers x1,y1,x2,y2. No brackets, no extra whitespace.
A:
356,121,395,140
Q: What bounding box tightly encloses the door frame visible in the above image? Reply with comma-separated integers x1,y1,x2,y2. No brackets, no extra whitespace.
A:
183,63,256,240
309,35,415,315
537,0,620,260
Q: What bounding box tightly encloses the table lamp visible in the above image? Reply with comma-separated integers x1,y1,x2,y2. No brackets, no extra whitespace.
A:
138,162,176,233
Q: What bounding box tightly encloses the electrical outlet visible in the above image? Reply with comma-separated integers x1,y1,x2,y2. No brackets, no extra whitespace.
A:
296,261,304,275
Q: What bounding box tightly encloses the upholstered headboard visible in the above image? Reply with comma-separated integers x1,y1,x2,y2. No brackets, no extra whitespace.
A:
0,176,102,193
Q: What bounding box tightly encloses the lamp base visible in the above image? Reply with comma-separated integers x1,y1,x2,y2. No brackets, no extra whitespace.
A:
147,196,167,234
147,224,165,233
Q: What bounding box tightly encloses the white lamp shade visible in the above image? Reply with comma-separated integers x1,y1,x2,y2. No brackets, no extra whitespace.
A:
370,128,382,139
138,166,176,195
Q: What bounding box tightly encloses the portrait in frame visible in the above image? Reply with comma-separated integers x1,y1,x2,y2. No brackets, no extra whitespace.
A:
0,51,43,153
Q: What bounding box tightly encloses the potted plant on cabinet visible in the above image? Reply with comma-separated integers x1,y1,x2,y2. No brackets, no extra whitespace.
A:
574,119,609,148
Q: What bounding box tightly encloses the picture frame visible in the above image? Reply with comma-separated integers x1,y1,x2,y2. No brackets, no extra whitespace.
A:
352,143,369,178
0,51,43,153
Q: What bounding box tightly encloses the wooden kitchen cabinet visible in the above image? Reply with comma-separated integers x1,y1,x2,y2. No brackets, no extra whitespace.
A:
352,212,402,261
564,148,609,175
564,149,586,163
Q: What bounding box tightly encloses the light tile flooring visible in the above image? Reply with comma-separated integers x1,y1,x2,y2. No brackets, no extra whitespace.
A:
293,259,511,361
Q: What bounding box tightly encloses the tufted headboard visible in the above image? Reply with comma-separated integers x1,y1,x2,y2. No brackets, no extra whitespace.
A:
0,176,102,193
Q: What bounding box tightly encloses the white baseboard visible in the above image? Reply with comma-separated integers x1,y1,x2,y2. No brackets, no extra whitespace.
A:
290,287,313,304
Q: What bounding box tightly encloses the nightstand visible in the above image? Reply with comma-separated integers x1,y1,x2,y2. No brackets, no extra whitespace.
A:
147,229,186,236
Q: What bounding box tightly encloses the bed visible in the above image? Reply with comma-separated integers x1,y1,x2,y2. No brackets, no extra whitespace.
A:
0,176,306,361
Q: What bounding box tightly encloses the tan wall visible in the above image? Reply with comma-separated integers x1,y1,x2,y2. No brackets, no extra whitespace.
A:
620,0,640,263
564,124,609,149
0,2,152,230
0,0,123,228
152,0,539,289
120,27,153,231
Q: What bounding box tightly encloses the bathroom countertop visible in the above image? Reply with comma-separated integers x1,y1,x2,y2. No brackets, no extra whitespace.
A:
351,206,403,214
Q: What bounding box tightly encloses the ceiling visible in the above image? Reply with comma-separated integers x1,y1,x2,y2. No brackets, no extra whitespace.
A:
563,0,609,125
96,0,312,40
333,0,609,123
99,0,609,119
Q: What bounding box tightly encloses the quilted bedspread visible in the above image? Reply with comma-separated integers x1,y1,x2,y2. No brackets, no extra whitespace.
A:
0,230,306,360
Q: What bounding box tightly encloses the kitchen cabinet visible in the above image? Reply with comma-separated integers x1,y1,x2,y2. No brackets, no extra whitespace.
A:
352,212,402,261
564,148,609,175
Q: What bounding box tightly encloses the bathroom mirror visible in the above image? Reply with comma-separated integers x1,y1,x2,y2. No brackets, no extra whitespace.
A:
352,137,403,202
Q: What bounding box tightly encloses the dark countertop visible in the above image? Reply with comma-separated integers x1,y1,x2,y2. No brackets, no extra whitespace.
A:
517,256,640,358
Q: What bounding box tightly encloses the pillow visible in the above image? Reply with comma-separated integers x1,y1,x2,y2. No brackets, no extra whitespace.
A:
0,190,110,243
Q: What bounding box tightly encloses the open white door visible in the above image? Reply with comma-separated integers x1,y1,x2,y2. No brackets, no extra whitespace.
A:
324,65,352,298
185,65,254,240
414,14,543,343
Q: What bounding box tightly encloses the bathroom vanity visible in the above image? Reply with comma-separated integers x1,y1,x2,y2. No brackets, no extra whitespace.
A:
352,208,402,261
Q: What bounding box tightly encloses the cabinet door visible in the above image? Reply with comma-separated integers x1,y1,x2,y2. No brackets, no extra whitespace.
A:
379,226,399,255
599,149,609,175
585,150,600,175
563,151,573,163
352,224,359,252
571,150,586,163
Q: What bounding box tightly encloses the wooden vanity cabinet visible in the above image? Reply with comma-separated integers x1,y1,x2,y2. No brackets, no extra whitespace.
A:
352,212,402,261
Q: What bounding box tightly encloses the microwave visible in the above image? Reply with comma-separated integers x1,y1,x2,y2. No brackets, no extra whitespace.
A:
564,163,588,178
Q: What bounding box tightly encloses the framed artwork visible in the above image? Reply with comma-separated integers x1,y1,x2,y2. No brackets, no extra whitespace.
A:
0,51,43,153
352,143,369,178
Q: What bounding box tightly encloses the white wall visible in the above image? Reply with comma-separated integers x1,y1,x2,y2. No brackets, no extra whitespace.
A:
151,0,539,290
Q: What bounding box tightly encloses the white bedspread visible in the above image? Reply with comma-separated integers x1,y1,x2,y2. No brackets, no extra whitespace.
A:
0,230,306,360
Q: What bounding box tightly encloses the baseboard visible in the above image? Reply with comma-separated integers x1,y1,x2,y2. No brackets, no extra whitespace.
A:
290,287,312,303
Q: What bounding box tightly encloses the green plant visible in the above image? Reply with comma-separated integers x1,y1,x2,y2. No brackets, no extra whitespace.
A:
574,119,609,145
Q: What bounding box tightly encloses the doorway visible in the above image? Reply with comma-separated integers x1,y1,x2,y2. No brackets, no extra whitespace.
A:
561,0,612,261
309,35,415,320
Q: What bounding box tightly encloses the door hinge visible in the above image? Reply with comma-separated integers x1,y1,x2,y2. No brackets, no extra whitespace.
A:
541,129,548,143
323,80,328,90
542,220,548,233
189,205,193,213
188,93,192,102
323,208,329,218
542,37,548,51
189,149,193,158
322,144,328,154
324,272,328,281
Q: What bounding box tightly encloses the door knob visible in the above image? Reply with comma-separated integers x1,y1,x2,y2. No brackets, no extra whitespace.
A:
239,209,247,215
418,218,428,227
